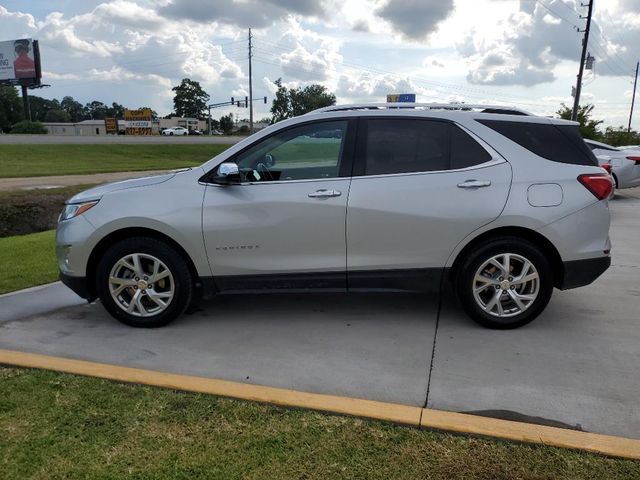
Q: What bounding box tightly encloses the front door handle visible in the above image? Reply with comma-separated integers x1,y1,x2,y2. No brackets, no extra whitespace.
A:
457,179,491,189
308,189,342,198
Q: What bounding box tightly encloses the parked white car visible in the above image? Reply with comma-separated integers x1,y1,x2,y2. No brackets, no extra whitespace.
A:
162,126,189,136
584,139,640,190
57,103,612,330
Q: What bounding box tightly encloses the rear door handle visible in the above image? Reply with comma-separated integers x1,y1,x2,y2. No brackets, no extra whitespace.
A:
457,180,491,189
308,189,342,198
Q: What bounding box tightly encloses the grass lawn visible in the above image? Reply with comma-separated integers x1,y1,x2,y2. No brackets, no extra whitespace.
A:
0,144,231,178
0,230,57,294
0,368,638,480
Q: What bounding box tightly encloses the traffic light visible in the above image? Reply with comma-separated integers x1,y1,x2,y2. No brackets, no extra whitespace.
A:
245,96,248,108
231,97,234,104
263,96,267,104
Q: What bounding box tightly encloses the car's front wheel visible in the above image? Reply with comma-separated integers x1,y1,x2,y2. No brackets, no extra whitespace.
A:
456,237,553,329
96,237,193,327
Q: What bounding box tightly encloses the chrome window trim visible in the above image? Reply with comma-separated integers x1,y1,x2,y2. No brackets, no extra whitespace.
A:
350,158,507,181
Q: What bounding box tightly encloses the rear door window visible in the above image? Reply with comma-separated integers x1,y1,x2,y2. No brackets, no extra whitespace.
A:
478,120,598,166
363,119,492,175
450,126,493,169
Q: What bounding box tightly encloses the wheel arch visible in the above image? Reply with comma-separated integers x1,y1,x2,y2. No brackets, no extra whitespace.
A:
85,227,200,301
450,226,564,288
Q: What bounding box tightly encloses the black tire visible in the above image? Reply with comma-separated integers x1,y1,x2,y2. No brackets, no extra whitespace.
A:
96,237,193,328
456,236,553,329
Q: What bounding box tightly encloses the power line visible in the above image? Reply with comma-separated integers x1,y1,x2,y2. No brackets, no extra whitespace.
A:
535,0,580,29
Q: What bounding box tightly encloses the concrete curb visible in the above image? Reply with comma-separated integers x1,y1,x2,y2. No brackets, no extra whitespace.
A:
0,348,638,460
0,281,60,299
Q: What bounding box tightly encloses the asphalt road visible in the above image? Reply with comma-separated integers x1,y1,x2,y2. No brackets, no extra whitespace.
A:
0,188,638,439
0,134,244,145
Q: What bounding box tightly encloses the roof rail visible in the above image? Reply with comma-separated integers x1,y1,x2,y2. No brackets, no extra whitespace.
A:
307,103,533,116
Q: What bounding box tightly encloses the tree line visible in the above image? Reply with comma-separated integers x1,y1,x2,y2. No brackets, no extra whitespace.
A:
0,85,158,132
556,104,640,146
0,77,338,133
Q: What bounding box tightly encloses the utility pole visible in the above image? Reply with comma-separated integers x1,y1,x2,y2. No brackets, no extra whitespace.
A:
248,28,254,134
572,0,594,121
628,61,639,132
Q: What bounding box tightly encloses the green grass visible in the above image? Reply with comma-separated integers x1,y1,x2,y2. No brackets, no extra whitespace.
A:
0,144,232,178
0,230,57,294
0,368,637,480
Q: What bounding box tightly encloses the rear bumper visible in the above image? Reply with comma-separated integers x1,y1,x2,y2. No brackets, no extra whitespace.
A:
558,256,611,290
59,272,92,300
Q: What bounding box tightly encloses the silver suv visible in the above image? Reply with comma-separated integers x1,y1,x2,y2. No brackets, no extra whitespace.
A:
56,103,613,329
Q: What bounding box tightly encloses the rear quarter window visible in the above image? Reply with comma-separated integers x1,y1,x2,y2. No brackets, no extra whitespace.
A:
478,120,598,166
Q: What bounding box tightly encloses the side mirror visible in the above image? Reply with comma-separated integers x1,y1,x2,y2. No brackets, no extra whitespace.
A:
212,162,241,185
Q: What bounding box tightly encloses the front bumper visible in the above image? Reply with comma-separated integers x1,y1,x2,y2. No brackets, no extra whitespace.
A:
558,256,611,290
59,272,93,300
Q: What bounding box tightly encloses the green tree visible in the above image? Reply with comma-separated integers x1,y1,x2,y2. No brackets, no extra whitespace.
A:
106,102,126,118
556,103,603,140
136,107,159,120
601,126,640,146
172,78,210,119
44,109,71,122
10,120,47,134
85,101,108,120
219,113,233,134
0,86,23,132
61,96,86,122
28,96,61,122
270,78,336,123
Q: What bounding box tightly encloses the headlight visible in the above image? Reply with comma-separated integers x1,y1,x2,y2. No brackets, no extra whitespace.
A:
59,201,99,222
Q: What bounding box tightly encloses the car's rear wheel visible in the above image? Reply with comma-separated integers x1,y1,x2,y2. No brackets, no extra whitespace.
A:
96,237,193,327
456,237,553,329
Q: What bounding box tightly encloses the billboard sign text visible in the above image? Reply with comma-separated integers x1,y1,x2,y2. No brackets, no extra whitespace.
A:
124,109,153,135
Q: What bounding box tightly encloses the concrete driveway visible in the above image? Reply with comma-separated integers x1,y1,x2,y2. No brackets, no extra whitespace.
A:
1,189,638,439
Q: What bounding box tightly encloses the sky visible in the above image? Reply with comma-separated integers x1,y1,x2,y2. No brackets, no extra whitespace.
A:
0,0,639,128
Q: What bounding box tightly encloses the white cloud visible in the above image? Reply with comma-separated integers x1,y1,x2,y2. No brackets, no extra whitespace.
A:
1,0,638,127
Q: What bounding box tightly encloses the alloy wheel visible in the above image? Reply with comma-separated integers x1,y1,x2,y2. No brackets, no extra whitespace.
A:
108,253,175,317
472,253,540,318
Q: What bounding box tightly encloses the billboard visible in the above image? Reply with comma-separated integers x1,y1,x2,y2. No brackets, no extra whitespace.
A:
124,109,153,135
0,38,41,85
104,117,118,135
387,93,416,103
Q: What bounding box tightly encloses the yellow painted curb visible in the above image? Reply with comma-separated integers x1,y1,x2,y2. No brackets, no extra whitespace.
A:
1,348,639,460
420,408,640,460
0,349,421,426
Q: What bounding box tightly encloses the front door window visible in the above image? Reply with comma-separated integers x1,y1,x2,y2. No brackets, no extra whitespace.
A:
233,120,348,182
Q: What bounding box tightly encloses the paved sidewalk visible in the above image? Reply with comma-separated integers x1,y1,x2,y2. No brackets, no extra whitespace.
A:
0,170,170,191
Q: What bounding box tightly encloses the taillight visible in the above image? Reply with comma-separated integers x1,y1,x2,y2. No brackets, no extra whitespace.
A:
626,155,640,165
601,163,612,174
577,173,613,200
